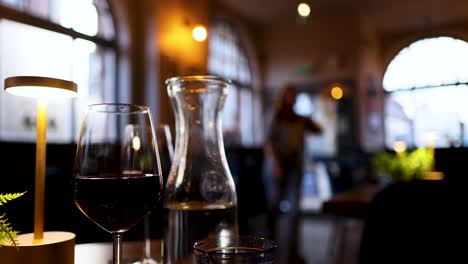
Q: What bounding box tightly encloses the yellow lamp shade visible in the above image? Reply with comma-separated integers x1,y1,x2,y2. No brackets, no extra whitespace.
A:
4,76,77,100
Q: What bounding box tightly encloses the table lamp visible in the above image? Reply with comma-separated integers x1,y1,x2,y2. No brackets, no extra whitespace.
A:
0,76,77,264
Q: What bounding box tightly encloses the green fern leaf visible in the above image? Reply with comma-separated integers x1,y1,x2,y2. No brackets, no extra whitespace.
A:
0,214,18,246
0,192,26,206
0,192,26,246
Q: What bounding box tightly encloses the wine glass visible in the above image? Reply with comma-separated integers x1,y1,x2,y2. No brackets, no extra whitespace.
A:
133,124,174,264
74,103,163,264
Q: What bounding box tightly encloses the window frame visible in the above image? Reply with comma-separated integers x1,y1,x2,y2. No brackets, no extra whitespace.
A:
383,36,468,148
208,18,256,145
0,2,119,102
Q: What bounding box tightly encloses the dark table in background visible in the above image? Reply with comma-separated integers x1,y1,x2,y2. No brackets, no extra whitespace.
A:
321,183,381,219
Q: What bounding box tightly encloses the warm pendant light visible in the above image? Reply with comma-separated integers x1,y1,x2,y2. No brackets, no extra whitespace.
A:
192,24,208,42
297,2,311,18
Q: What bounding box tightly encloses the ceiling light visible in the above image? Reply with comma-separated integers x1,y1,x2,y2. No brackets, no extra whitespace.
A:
298,3,311,17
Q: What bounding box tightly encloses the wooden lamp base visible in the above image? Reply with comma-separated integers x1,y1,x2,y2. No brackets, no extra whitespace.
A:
0,231,75,264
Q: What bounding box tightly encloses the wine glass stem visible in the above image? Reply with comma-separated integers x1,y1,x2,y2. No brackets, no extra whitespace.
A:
144,215,151,258
113,234,123,264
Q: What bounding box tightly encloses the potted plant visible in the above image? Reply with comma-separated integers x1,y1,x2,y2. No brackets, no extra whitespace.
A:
372,148,433,182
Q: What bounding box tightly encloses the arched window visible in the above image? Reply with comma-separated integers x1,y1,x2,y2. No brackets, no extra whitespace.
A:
0,0,116,142
384,37,468,148
208,20,257,146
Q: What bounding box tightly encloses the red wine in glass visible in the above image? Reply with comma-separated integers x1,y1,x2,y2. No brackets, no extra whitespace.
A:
74,174,162,233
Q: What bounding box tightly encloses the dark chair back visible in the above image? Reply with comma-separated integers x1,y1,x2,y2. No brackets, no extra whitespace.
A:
359,180,466,263
225,146,268,234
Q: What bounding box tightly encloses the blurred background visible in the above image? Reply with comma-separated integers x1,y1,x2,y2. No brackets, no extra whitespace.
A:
1,0,467,263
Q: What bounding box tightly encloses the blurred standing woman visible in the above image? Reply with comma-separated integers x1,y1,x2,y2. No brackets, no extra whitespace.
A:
267,84,322,263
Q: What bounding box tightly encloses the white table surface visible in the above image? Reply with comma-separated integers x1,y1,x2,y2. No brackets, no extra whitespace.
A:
75,240,162,264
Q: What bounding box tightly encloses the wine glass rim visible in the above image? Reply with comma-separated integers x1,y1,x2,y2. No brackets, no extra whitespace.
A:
193,235,278,255
88,103,149,113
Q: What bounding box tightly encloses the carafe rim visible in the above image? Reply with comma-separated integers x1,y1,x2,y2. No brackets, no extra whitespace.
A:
165,75,231,86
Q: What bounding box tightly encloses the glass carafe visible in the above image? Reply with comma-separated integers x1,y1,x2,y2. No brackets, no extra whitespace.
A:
163,76,238,263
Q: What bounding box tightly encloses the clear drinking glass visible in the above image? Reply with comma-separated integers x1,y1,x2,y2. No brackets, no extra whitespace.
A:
156,124,174,177
73,103,163,264
193,236,277,264
133,124,174,264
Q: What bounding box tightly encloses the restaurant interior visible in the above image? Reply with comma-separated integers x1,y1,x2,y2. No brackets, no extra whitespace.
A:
1,0,468,263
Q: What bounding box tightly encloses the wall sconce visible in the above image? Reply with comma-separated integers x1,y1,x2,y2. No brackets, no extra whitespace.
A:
192,24,208,42
330,85,344,100
1,76,77,264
